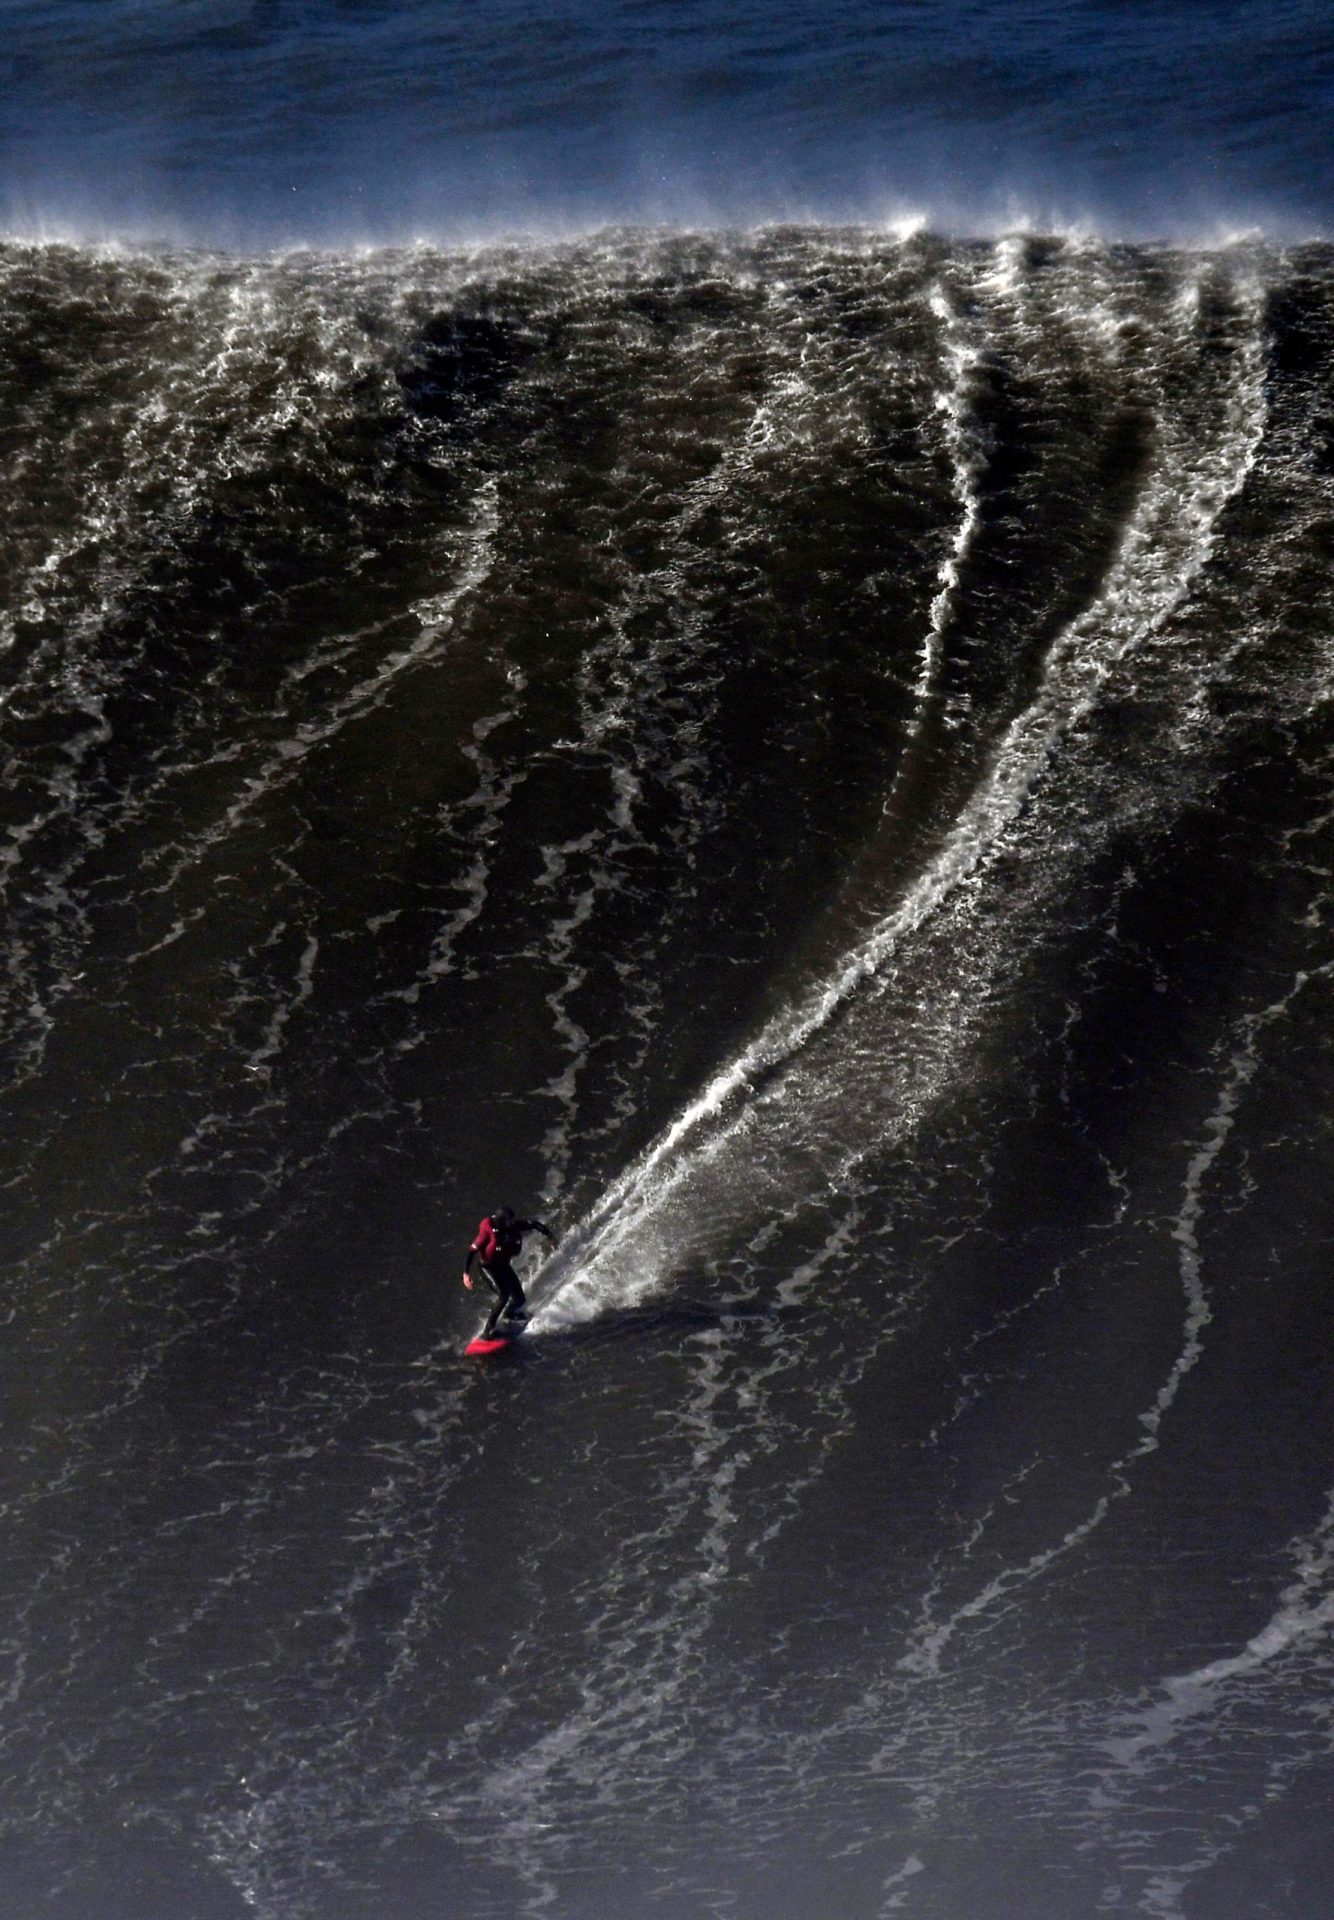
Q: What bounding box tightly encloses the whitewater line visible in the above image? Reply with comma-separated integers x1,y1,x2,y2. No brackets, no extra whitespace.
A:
1104,1485,1334,1776
530,316,825,1205
145,478,501,899
533,276,1267,1330
913,281,986,712
893,959,1319,1680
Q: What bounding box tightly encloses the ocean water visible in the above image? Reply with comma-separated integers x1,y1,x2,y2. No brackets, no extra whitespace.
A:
3,0,1333,243
3,9,1334,1920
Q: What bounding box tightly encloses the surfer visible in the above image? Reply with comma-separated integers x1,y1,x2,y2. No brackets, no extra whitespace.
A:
463,1206,558,1338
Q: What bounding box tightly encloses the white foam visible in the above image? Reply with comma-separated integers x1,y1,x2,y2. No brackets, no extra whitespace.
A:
535,259,1268,1338
152,478,501,898
1103,1480,1334,1777
913,280,986,719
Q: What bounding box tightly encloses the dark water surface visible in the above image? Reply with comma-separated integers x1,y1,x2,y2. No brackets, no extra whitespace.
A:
1,222,1333,1917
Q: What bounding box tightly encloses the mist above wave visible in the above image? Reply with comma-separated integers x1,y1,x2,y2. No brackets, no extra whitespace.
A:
2,0,1329,250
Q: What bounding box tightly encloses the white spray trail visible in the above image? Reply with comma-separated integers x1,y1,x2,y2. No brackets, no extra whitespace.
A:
534,269,1267,1334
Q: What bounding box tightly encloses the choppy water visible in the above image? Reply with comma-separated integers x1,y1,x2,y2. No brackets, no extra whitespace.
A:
1,224,1332,1917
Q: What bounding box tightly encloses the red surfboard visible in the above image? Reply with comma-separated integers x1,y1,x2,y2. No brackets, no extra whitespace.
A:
464,1333,513,1356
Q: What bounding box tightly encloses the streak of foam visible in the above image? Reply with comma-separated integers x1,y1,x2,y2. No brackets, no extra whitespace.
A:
533,258,1268,1338
0,248,429,1077
1103,1486,1334,1778
881,1853,927,1909
1072,1474,1334,1918
529,288,848,1204
895,962,1329,1681
913,282,986,720
427,1194,922,1905
246,932,319,1079
194,1367,483,1920
387,674,527,1016
149,478,501,896
0,249,390,821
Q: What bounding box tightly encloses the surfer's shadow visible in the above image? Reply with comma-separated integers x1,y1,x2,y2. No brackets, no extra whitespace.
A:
534,1298,773,1351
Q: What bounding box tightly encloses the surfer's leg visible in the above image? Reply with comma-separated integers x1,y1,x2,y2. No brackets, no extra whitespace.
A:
496,1259,526,1321
480,1269,505,1337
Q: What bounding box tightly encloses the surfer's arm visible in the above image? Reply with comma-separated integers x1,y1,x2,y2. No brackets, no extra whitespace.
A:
461,1244,479,1287
524,1217,558,1245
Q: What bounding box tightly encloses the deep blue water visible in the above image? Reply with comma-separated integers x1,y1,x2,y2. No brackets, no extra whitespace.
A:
2,0,1332,244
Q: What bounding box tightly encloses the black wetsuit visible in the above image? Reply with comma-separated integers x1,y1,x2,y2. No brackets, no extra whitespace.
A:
464,1214,555,1337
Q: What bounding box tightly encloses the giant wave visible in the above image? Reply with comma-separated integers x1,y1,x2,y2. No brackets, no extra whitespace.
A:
1,226,1332,1919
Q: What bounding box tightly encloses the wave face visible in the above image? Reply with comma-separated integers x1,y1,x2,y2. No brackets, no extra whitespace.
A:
2,228,1333,1919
